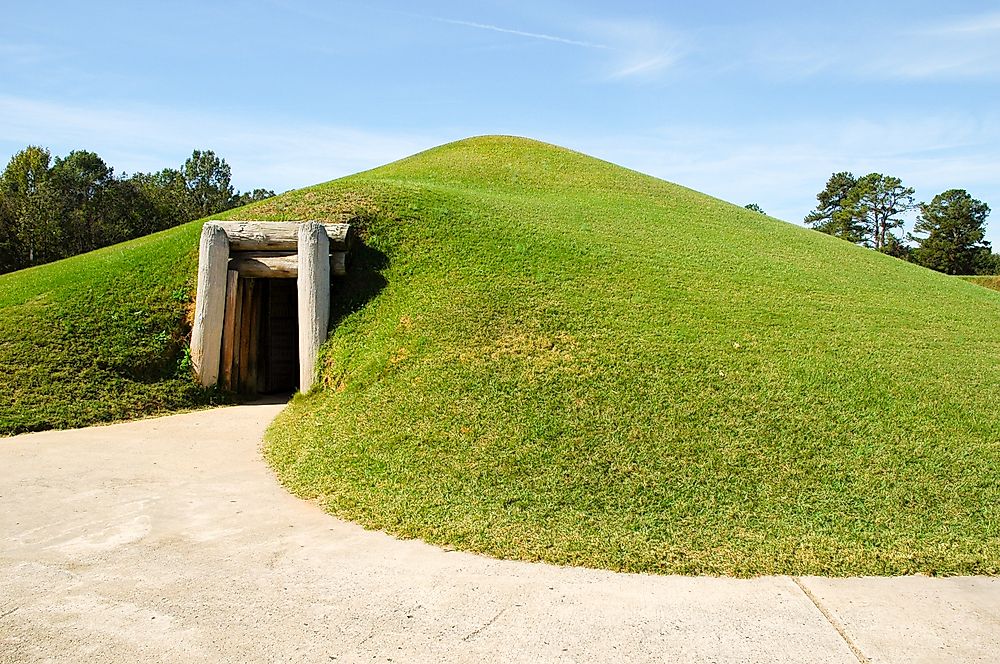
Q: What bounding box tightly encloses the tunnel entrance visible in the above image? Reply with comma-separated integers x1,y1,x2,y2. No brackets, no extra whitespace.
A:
260,279,299,393
191,221,354,394
219,277,299,395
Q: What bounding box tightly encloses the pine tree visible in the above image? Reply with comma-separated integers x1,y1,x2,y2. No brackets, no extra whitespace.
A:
911,189,991,275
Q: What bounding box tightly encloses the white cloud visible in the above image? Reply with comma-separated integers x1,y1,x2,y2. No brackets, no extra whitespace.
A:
871,54,991,80
0,95,441,193
917,10,1000,35
608,53,678,79
0,43,53,67
585,19,686,81
434,18,608,49
739,11,1000,80
421,10,1000,83
867,36,1000,79
429,14,684,81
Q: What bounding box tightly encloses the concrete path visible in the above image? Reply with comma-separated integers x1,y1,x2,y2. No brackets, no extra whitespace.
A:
1,405,997,663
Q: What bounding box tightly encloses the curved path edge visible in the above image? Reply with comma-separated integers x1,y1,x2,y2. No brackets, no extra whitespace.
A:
1,404,997,663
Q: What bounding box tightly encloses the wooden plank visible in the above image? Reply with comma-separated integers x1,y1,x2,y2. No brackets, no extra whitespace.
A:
255,281,268,395
219,270,239,390
190,223,230,386
246,280,261,395
234,250,296,258
215,221,352,251
237,279,255,393
229,254,298,278
297,222,330,393
230,278,245,390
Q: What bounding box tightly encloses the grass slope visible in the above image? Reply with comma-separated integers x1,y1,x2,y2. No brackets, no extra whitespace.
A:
962,275,1000,293
240,136,1000,577
0,221,216,434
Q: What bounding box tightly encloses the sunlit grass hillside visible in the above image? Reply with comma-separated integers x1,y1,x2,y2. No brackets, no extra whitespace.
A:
238,136,1000,576
0,222,216,434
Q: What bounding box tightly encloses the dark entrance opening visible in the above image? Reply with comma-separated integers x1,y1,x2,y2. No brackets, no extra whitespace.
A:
220,276,299,395
259,279,299,393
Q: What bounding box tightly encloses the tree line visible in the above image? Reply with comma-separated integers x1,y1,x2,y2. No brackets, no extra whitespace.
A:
0,146,274,275
804,172,998,275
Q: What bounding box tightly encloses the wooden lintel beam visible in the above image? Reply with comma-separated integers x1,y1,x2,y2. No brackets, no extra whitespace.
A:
229,255,298,278
215,221,353,251
229,252,347,278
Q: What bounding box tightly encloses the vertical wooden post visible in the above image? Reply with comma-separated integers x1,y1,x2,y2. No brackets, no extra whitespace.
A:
255,281,269,395
238,279,255,393
230,278,245,389
219,269,239,390
191,223,229,386
246,280,261,394
297,222,330,392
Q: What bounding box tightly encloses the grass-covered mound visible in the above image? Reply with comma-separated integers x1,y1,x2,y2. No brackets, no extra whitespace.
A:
0,222,215,434
252,136,1000,576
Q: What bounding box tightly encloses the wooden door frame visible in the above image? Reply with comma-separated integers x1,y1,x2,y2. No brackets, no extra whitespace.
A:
189,221,352,393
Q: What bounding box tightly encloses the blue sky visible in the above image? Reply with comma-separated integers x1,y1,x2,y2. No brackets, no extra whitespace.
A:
3,0,999,245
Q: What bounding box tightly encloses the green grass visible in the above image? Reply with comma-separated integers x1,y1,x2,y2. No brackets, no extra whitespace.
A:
961,275,1000,292
0,221,219,434
239,136,1000,577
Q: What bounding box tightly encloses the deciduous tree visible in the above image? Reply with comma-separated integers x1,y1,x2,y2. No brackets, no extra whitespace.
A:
0,145,275,275
182,150,234,218
49,150,115,255
232,187,276,207
0,146,61,268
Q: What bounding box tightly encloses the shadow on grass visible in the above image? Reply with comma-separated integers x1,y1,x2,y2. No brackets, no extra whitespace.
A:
330,240,388,327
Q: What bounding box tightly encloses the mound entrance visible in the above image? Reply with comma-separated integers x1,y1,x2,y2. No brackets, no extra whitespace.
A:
190,221,354,394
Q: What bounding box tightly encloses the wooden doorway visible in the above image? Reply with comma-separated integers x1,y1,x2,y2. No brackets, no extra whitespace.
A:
219,276,299,395
191,221,354,392
261,279,298,393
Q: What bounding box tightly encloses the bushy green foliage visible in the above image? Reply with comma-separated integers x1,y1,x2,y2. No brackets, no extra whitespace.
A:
805,171,916,250
911,189,992,275
0,147,275,275
182,149,235,219
804,171,861,241
246,136,1000,577
0,146,58,270
979,252,1000,275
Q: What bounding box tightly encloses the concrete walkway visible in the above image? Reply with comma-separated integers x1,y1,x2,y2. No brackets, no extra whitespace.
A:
1,405,997,663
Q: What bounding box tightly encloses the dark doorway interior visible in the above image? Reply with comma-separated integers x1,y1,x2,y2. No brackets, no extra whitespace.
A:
220,276,299,395
260,279,298,393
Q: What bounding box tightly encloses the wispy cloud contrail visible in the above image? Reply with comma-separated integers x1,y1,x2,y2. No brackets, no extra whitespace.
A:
434,17,609,49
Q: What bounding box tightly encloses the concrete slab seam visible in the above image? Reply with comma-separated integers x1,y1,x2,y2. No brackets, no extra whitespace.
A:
793,576,869,663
